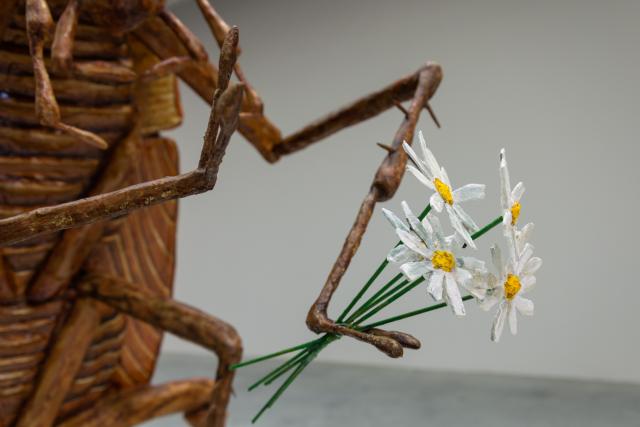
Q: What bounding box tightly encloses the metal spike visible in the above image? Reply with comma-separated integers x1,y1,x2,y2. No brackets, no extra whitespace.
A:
425,103,441,128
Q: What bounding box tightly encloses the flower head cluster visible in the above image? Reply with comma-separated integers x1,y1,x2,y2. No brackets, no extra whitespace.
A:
403,131,486,248
383,202,486,316
382,135,542,342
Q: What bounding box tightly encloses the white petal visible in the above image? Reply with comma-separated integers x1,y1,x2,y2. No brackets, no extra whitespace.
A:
479,294,499,311
421,215,436,248
520,275,536,293
418,130,441,177
427,269,445,300
508,303,518,335
447,205,476,249
491,244,505,278
516,243,535,274
516,222,535,253
460,256,486,272
402,201,433,245
440,166,452,186
446,232,464,248
502,210,512,226
453,204,479,231
523,257,542,275
382,208,409,232
515,296,534,316
511,181,525,202
407,164,434,189
396,229,431,258
445,273,466,316
426,215,447,248
491,300,508,342
499,149,512,210
387,244,421,263
403,142,431,178
430,192,444,212
453,183,486,203
400,261,430,281
454,267,472,285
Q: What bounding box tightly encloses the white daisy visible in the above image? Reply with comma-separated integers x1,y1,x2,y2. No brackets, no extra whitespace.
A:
382,202,487,316
404,131,486,249
499,149,526,242
477,243,542,342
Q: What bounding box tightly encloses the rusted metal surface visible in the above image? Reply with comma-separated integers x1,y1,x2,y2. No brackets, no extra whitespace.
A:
0,1,443,425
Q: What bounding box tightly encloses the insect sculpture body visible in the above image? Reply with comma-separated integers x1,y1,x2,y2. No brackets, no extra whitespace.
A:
0,1,443,426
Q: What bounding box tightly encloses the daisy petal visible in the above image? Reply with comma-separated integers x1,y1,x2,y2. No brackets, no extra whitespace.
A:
491,244,505,277
508,303,518,335
516,222,535,253
447,205,476,249
453,183,486,203
427,270,445,300
445,273,466,316
460,256,486,272
502,210,512,226
516,243,534,274
520,275,536,292
400,261,430,281
402,201,432,245
478,291,500,311
382,208,409,232
453,204,479,231
430,192,444,212
491,300,508,342
418,131,441,177
511,181,525,202
387,244,421,263
523,257,542,275
407,164,434,189
515,296,534,316
403,142,430,178
396,229,431,258
440,166,452,186
499,149,512,210
454,267,472,285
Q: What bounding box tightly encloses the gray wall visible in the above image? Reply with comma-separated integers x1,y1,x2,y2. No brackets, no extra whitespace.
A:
164,0,640,383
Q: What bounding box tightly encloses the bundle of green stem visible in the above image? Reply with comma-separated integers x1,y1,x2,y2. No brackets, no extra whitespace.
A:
231,204,503,423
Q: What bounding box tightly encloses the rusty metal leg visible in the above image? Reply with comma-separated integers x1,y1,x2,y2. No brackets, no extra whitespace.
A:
78,274,242,427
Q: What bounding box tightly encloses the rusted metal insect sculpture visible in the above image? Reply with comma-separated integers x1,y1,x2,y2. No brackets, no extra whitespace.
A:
0,0,442,425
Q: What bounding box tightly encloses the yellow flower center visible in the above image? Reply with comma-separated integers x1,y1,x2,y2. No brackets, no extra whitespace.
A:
503,274,521,300
510,201,521,226
434,178,454,205
431,250,455,272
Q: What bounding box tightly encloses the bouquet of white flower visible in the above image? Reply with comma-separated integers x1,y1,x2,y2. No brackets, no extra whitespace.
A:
232,131,542,423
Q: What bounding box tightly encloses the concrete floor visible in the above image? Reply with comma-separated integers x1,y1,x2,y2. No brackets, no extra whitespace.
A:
142,353,640,427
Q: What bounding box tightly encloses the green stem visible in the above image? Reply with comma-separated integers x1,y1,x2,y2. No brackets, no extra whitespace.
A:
251,336,337,423
353,277,425,325
471,215,503,240
248,348,310,391
360,295,474,330
345,274,403,323
336,258,388,323
230,338,322,370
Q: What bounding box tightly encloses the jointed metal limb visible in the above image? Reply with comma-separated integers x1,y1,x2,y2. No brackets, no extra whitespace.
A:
0,27,243,247
78,275,242,427
306,64,443,357
25,0,108,149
